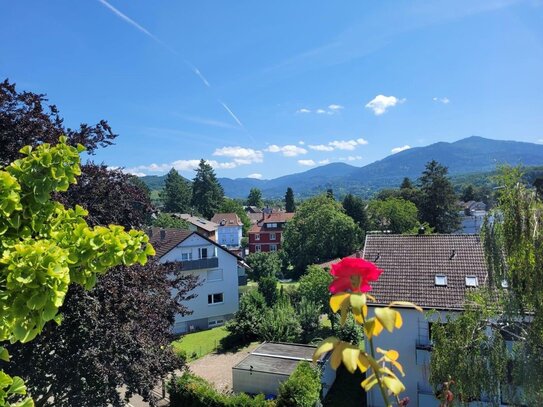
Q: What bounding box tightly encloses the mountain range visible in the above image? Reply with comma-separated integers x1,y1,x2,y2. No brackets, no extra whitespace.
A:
142,137,543,199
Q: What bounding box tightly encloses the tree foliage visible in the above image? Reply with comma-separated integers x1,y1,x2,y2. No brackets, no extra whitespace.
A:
367,197,419,234
257,298,302,343
152,213,189,229
342,193,368,232
246,188,263,208
419,160,460,233
284,187,295,213
283,195,361,275
430,166,543,405
258,275,279,307
298,265,333,314
0,140,154,406
245,252,281,282
225,291,267,344
0,79,116,167
191,160,224,219
161,168,192,213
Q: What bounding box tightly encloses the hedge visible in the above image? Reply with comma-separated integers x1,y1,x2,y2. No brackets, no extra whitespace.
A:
276,362,321,407
168,372,276,407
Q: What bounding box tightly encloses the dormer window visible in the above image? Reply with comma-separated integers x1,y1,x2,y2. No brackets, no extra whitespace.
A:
435,275,447,286
267,223,277,228
465,276,478,287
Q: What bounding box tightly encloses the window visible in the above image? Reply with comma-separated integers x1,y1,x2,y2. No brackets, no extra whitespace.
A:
199,247,208,259
270,244,277,252
465,276,478,287
255,244,261,252
207,293,224,304
267,223,277,228
208,318,225,327
435,275,447,286
255,234,260,241
207,269,223,282
270,233,276,240
181,252,192,261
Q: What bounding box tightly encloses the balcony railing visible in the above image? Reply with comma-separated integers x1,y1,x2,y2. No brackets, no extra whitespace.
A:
180,257,218,271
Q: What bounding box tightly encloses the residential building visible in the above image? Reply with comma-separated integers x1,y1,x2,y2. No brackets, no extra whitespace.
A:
149,228,247,334
248,212,294,253
360,233,489,407
175,214,218,241
457,201,488,234
211,213,243,248
232,342,336,398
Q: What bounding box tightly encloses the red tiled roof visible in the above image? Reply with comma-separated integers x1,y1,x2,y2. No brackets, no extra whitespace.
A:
362,234,488,310
211,213,243,226
261,212,295,223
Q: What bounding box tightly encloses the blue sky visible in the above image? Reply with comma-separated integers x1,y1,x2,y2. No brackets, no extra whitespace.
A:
2,0,543,179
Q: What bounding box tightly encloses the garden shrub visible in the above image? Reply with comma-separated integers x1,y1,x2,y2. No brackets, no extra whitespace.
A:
258,275,279,306
224,290,266,347
296,297,322,343
258,298,302,342
276,362,321,407
168,372,275,407
332,313,363,345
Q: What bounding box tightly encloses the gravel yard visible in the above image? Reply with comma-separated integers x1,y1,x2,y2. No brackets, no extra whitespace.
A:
187,342,259,393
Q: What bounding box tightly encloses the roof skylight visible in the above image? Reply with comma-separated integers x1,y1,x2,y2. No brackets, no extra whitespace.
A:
435,275,447,286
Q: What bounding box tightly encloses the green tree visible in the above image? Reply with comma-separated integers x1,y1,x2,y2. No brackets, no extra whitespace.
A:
419,160,460,233
246,187,263,208
298,265,333,314
400,177,413,189
342,193,368,231
367,197,419,234
218,198,251,235
296,297,321,343
245,252,281,282
152,213,189,229
430,167,543,405
225,291,266,344
191,160,224,219
161,168,192,213
284,187,295,213
0,139,153,406
257,298,301,342
283,194,361,275
461,184,476,201
258,275,279,307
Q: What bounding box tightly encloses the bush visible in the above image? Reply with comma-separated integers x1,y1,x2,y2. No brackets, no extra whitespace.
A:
298,265,333,313
258,275,279,306
276,362,321,407
225,291,267,345
246,252,281,281
258,298,302,342
296,297,321,343
332,313,363,345
169,373,275,407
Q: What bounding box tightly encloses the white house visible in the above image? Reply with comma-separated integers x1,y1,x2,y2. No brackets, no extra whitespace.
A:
211,213,243,249
361,233,489,407
149,228,246,334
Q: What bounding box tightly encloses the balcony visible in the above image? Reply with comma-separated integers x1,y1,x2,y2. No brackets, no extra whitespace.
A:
180,257,219,271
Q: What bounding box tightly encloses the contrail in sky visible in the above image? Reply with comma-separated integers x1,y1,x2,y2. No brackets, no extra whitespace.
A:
97,0,243,124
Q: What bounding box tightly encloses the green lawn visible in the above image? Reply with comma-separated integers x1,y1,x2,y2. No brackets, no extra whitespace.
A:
171,326,229,361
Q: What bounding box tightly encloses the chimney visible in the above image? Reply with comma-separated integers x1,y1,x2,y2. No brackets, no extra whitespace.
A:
160,229,166,240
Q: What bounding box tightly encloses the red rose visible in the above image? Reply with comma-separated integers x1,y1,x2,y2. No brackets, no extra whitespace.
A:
329,257,383,293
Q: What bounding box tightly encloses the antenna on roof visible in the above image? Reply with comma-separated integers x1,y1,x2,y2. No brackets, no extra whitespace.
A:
374,253,380,262
449,249,456,260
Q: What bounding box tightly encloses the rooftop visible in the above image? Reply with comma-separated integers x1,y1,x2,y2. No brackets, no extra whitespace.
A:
176,214,219,232
211,213,243,227
147,228,192,258
233,342,322,376
362,234,488,310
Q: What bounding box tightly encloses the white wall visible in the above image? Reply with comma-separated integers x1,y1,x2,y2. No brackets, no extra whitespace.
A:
160,234,240,333
232,370,288,396
217,225,242,247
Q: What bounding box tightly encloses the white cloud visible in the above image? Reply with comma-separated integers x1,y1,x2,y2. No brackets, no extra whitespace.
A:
318,159,331,165
265,144,308,157
316,109,327,114
297,108,311,113
346,155,362,161
328,104,344,111
124,157,241,175
391,145,411,154
433,97,450,104
298,159,316,166
247,173,263,179
309,144,335,152
309,138,368,152
213,146,263,164
365,95,405,115
298,140,305,145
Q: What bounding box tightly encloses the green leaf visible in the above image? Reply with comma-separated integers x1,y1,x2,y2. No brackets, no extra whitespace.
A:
8,376,27,395
0,347,10,362
375,307,397,332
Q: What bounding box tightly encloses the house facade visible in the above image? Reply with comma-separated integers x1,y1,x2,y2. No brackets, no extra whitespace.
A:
211,213,243,248
360,233,489,407
248,212,294,253
149,228,244,334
